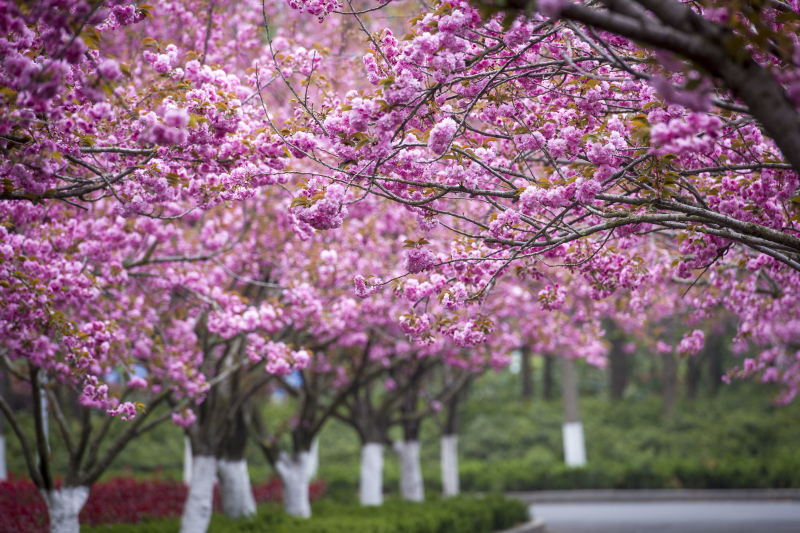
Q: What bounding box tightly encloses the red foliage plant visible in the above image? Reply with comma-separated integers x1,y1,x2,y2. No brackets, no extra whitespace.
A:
0,475,327,532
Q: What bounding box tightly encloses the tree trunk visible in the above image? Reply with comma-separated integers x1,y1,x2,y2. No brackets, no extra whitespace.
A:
539,0,800,177
359,442,384,506
543,355,554,401
180,455,217,533
663,350,678,418
521,347,533,400
41,486,90,533
708,336,724,396
217,404,255,518
396,391,424,503
217,459,256,519
275,451,311,518
0,430,5,482
440,435,459,496
183,436,193,486
440,382,462,496
394,440,424,502
0,370,7,481
609,335,628,401
561,357,586,467
686,352,703,400
307,437,319,480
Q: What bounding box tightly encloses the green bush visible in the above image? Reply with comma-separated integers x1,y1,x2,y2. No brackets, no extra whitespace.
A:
81,495,529,533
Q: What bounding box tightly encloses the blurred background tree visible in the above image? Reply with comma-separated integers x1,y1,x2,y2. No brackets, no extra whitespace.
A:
5,316,798,499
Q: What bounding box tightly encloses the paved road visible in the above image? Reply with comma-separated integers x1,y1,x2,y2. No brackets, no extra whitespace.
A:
529,501,800,533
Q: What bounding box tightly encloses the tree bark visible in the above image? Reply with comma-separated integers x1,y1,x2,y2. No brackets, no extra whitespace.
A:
359,442,384,506
396,383,424,502
521,347,534,400
440,387,461,496
608,330,628,401
217,405,255,518
541,0,800,176
561,358,586,467
562,357,580,425
0,369,7,481
708,335,724,396
686,351,703,400
41,486,90,533
543,355,554,401
0,429,5,482
31,367,53,489
609,351,628,400
663,350,678,418
180,455,217,533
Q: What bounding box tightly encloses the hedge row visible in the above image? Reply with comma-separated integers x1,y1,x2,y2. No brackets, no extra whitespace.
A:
318,452,800,501
458,453,800,491
0,476,327,533
82,495,529,533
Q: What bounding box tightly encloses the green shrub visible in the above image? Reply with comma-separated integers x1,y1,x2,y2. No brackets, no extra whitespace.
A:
81,495,529,533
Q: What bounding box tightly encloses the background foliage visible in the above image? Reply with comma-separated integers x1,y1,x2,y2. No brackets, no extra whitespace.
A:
9,354,798,497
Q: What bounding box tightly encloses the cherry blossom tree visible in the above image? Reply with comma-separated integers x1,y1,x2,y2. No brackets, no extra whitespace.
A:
279,0,800,401
390,360,473,502
4,1,800,531
332,346,436,507
0,195,225,532
0,1,333,530
240,200,476,515
250,341,395,517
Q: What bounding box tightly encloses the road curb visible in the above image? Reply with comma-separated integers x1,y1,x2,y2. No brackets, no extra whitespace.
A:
498,518,547,533
508,488,800,503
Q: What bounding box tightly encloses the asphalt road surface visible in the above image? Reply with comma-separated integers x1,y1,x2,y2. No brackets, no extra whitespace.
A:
530,501,800,533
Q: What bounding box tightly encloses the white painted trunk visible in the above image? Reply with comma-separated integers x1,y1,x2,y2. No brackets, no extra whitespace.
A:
0,435,6,481
359,442,384,506
217,459,256,519
41,378,50,455
275,451,311,518
562,421,587,467
440,434,460,497
180,455,217,533
394,440,424,502
306,437,319,480
183,436,192,486
41,486,89,533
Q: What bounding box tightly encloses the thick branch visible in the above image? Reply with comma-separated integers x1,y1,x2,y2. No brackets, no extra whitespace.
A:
535,0,800,174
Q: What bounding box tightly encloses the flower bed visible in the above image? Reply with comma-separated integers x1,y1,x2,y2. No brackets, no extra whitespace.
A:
0,475,327,532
